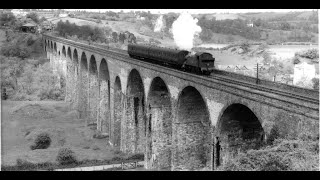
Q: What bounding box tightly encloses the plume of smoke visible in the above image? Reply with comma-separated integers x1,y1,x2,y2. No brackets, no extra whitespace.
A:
172,12,201,51
154,15,165,32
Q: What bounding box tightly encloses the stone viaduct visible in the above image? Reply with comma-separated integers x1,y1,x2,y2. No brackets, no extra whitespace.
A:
43,34,319,171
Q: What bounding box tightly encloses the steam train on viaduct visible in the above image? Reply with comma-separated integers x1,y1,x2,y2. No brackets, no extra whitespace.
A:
127,44,215,75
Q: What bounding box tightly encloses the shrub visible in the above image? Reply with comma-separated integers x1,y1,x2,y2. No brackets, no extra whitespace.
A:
56,148,78,165
111,156,124,162
259,154,292,171
240,42,250,53
26,12,39,23
267,125,280,145
127,153,144,161
296,48,319,59
0,44,31,59
30,132,51,150
16,158,36,170
292,56,300,64
311,77,319,90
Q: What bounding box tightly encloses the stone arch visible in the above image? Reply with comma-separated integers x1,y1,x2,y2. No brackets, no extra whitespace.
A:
146,77,173,170
215,103,264,168
125,69,146,154
98,58,110,133
88,55,99,126
174,86,212,170
79,52,89,120
62,46,66,57
113,76,122,149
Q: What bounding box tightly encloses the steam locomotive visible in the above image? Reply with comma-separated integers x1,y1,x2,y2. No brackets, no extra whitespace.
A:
127,44,215,75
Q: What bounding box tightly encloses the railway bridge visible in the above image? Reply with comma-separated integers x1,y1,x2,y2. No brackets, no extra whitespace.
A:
42,34,319,171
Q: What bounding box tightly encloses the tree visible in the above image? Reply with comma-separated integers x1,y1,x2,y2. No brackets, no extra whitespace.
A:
26,12,39,23
0,11,16,26
312,77,319,90
199,28,213,42
268,60,284,81
40,17,47,23
280,21,291,30
119,33,125,44
262,52,272,65
112,32,118,43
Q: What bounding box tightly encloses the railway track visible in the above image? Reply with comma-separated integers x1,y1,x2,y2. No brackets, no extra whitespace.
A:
106,47,319,105
208,73,318,104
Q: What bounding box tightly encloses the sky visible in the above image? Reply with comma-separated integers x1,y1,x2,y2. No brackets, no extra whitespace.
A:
64,9,317,14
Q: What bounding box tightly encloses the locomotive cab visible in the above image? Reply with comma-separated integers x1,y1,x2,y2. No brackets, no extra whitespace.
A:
196,52,215,74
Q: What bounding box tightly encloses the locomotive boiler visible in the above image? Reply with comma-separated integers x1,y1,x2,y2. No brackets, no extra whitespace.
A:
127,44,215,75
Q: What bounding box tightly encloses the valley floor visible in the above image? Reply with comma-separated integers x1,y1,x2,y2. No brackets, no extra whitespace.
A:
1,100,119,166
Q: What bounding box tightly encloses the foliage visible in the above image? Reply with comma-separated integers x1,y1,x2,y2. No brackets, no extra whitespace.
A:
262,52,272,65
0,11,16,26
221,138,318,171
40,17,47,23
1,43,32,59
311,77,319,90
111,32,118,43
292,56,300,64
30,132,51,150
105,11,119,18
267,125,280,145
55,20,106,43
56,148,78,165
239,42,250,53
26,12,39,23
199,28,213,42
197,17,261,40
295,48,319,59
127,153,144,161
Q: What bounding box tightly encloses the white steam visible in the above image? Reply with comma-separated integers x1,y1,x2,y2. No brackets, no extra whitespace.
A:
154,15,165,32
172,12,201,51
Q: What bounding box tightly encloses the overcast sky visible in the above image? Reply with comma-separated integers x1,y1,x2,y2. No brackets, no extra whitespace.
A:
65,9,317,14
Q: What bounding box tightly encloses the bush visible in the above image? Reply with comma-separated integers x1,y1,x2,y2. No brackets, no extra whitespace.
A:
260,155,292,171
296,48,319,59
16,158,37,170
30,132,51,150
56,148,78,165
0,44,31,59
292,56,300,64
267,125,280,145
38,88,65,101
0,11,16,26
127,153,144,161
26,12,39,23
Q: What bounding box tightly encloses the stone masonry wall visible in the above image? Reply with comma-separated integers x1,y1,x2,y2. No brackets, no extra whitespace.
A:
89,73,99,125
99,80,109,133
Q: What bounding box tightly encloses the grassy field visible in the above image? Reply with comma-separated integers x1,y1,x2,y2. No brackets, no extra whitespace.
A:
1,100,122,166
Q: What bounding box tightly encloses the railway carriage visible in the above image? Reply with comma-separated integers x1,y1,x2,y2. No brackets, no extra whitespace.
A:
128,44,215,75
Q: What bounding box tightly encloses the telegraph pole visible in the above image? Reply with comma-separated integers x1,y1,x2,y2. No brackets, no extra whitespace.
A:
256,63,262,84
